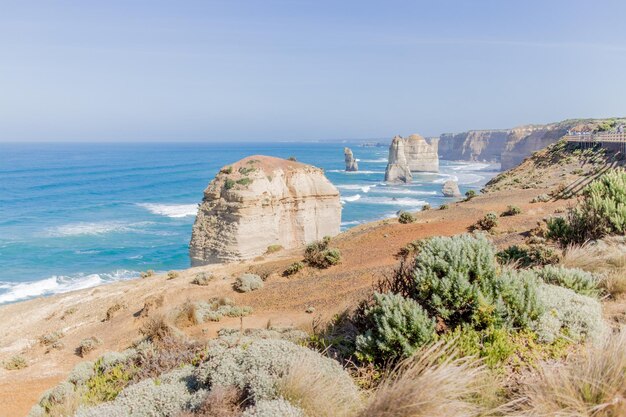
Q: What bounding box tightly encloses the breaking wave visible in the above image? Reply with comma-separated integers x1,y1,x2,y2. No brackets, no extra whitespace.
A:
137,203,198,218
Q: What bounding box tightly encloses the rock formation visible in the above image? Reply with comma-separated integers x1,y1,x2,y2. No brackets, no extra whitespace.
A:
403,134,439,172
441,180,461,197
384,136,413,183
189,156,341,265
344,147,358,171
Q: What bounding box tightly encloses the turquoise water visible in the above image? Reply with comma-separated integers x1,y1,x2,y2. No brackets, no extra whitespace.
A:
0,142,499,304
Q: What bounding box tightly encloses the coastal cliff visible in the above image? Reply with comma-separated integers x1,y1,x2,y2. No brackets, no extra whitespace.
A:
439,118,625,170
384,136,413,183
384,134,438,182
189,156,341,265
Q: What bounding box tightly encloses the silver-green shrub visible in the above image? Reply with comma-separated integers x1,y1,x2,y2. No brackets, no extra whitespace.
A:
532,284,606,343
193,337,358,402
355,292,435,363
242,398,305,417
535,265,600,297
234,273,264,292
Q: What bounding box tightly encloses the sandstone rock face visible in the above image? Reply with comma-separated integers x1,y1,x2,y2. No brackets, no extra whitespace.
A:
403,134,439,172
441,180,461,197
439,130,509,162
190,156,341,265
344,147,358,171
384,136,413,183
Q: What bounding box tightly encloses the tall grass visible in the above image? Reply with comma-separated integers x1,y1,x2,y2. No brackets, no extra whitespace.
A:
562,238,626,297
356,342,493,417
513,328,626,416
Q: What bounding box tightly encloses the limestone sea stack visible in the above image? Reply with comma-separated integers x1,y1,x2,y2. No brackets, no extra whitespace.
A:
403,134,439,172
344,147,358,172
442,180,462,197
384,136,413,183
190,156,341,265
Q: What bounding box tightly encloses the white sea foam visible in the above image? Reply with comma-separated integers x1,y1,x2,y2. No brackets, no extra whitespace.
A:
359,196,428,207
379,188,438,196
359,158,388,163
341,194,362,203
341,220,361,226
138,203,198,218
50,221,135,237
337,184,376,193
451,162,491,171
0,270,139,304
328,170,385,174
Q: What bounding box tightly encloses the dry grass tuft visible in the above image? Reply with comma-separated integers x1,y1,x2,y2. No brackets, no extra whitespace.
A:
512,327,626,417
357,341,493,417
277,356,362,417
175,300,199,328
562,238,626,297
3,355,28,370
139,314,177,344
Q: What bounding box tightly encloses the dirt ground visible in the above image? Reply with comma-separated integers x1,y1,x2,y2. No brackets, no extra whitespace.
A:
0,187,599,416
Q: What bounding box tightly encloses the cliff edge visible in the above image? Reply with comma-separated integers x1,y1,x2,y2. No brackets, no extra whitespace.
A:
189,156,341,265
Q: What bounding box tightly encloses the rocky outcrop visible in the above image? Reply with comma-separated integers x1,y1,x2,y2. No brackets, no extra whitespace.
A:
439,130,508,162
384,136,413,183
403,134,439,172
189,156,341,265
442,180,461,197
344,147,358,171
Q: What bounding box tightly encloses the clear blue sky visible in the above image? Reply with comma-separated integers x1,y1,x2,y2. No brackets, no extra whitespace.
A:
1,0,625,142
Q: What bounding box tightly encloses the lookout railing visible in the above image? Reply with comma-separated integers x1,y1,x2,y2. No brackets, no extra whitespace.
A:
564,132,626,143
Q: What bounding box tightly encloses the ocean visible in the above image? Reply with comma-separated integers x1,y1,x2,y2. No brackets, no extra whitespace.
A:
0,142,499,304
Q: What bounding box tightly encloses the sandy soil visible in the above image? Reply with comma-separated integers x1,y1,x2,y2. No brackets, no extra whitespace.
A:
0,187,596,416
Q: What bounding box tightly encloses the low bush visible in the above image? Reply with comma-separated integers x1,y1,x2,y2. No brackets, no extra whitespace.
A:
220,166,233,174
464,190,476,201
501,205,522,216
304,237,341,268
39,331,64,346
3,354,27,370
104,302,127,321
421,204,431,211
496,244,560,268
531,193,551,203
140,270,155,279
236,177,252,186
192,272,214,286
355,293,436,363
77,337,103,357
139,315,177,344
398,211,415,224
166,271,178,280
474,212,498,231
547,169,626,245
224,178,236,190
534,265,600,297
266,244,283,254
283,262,304,276
234,273,264,292
439,204,449,210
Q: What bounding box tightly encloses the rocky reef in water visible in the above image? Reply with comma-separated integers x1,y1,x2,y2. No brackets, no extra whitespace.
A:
189,156,341,265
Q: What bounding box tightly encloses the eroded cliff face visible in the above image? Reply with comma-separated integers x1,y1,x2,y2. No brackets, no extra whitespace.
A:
190,156,341,265
439,119,622,170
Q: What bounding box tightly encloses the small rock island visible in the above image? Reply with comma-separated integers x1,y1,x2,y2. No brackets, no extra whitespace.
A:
344,147,358,171
189,156,341,265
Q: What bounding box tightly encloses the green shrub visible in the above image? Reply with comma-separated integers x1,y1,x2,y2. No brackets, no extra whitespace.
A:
355,293,435,363
502,205,522,216
439,204,449,210
234,274,264,292
287,156,297,161
224,178,236,190
77,337,103,357
266,244,283,254
547,169,626,244
397,211,415,224
534,265,600,297
236,177,252,186
220,166,233,174
238,166,256,175
304,237,341,268
83,359,135,405
496,244,560,268
140,270,155,279
531,194,551,203
464,190,476,201
475,212,498,231
283,262,304,276
421,204,431,211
